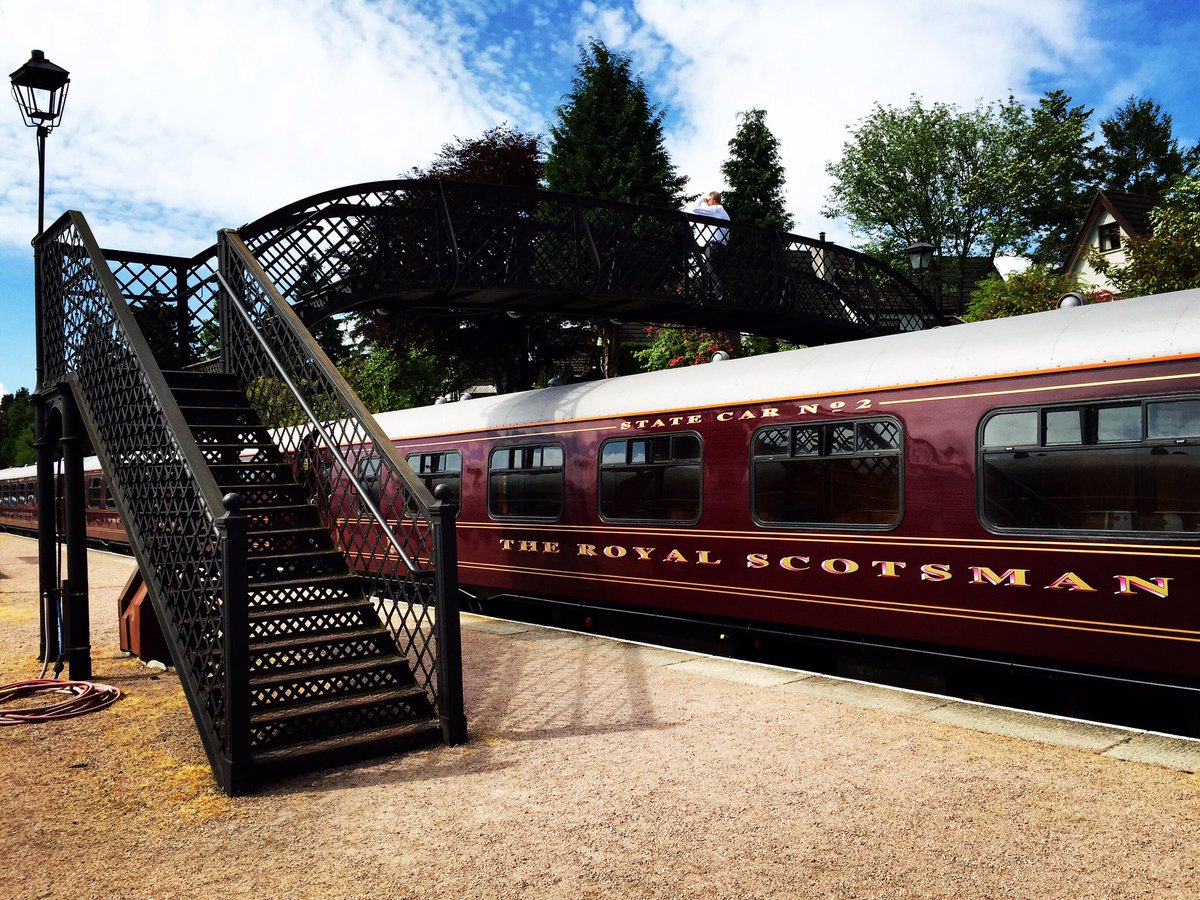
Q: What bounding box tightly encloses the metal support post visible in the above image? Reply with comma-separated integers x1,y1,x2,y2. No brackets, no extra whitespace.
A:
216,492,251,794
60,397,90,680
33,396,59,663
431,485,467,745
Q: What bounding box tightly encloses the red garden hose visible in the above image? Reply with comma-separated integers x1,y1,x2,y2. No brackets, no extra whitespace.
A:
0,679,121,725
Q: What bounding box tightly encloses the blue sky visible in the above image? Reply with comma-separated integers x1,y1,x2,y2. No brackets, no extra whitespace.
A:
2,0,1198,395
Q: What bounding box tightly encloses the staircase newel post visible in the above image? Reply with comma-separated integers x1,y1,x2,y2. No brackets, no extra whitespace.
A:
216,491,252,794
217,233,237,375
431,484,467,745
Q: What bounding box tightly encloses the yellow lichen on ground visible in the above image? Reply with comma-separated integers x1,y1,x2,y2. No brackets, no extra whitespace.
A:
155,760,231,822
97,673,230,822
0,603,37,624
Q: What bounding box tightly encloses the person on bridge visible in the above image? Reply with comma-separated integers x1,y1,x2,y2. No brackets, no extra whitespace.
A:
691,191,730,297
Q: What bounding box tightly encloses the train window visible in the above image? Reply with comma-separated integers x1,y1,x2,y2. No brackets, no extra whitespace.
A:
1045,409,1082,445
752,417,902,528
406,451,462,508
980,397,1200,533
1149,399,1200,439
488,443,563,519
981,411,1037,448
356,454,382,515
1096,403,1141,442
598,433,702,523
106,481,118,509
88,476,103,509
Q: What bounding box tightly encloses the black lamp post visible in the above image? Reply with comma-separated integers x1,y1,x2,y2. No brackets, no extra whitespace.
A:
12,50,72,674
10,49,71,238
904,238,935,275
904,237,937,308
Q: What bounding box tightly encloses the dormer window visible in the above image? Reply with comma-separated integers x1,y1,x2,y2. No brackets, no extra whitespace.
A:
1098,222,1121,252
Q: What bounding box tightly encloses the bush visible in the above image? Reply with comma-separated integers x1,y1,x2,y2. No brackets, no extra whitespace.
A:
962,266,1108,321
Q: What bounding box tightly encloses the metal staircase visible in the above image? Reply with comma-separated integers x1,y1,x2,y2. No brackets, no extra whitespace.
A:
164,368,441,778
34,212,465,795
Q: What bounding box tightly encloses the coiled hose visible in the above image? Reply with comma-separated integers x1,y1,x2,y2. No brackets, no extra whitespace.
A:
0,679,122,725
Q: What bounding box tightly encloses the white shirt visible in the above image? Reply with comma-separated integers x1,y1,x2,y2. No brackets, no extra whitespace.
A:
691,200,730,246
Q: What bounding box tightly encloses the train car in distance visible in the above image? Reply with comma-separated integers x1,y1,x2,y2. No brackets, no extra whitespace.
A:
0,455,125,548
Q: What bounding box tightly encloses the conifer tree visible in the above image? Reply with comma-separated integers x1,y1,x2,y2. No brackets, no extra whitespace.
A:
720,108,793,230
544,40,687,207
1093,97,1200,198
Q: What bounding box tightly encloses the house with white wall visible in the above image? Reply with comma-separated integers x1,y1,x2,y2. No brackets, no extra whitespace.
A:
1063,191,1158,292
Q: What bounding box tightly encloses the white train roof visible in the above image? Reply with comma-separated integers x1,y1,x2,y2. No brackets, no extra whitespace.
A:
0,456,102,481
374,288,1200,440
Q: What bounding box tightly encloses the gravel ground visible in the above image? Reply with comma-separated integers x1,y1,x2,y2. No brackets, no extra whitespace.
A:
2,532,1198,899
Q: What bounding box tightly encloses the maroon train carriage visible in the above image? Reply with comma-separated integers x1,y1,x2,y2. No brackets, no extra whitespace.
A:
346,287,1200,724
0,455,125,548
6,288,1200,729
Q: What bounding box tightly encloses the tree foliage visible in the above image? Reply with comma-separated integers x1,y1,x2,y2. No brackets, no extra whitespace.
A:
962,266,1108,322
544,40,687,207
411,123,544,187
1093,97,1200,198
1023,91,1096,267
825,93,1115,295
0,388,36,468
720,108,792,231
1088,174,1200,297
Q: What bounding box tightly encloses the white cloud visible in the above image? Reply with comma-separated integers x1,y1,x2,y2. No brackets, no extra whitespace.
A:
579,0,1098,241
0,0,536,255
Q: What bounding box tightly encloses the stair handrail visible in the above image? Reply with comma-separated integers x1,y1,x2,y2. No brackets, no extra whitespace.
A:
36,210,251,793
217,228,463,735
213,258,419,572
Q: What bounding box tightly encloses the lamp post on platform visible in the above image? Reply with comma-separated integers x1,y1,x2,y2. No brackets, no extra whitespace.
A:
904,237,937,307
11,49,71,240
904,238,935,276
11,49,73,673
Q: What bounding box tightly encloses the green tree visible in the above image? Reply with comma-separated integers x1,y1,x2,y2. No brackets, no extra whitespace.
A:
962,266,1106,322
825,94,1099,301
544,40,687,207
1022,91,1097,267
0,388,36,468
1093,97,1200,198
720,108,793,230
1088,174,1200,297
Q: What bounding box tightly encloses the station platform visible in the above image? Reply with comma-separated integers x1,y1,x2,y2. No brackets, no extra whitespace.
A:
462,612,1200,774
4,533,1200,898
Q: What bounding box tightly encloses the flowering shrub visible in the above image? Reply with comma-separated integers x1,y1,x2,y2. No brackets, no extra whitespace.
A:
634,327,740,370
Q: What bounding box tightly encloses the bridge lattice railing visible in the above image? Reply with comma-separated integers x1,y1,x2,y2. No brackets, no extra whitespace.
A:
37,211,251,792
100,181,944,362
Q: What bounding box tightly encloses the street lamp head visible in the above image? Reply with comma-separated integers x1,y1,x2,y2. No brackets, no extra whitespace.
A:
11,49,70,132
904,239,936,272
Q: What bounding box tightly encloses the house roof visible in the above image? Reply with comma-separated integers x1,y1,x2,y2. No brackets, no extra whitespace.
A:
1062,190,1159,275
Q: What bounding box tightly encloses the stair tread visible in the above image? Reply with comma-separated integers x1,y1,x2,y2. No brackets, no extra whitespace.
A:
250,684,427,726
248,595,372,620
250,623,384,652
244,573,352,595
249,652,410,689
251,717,439,766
